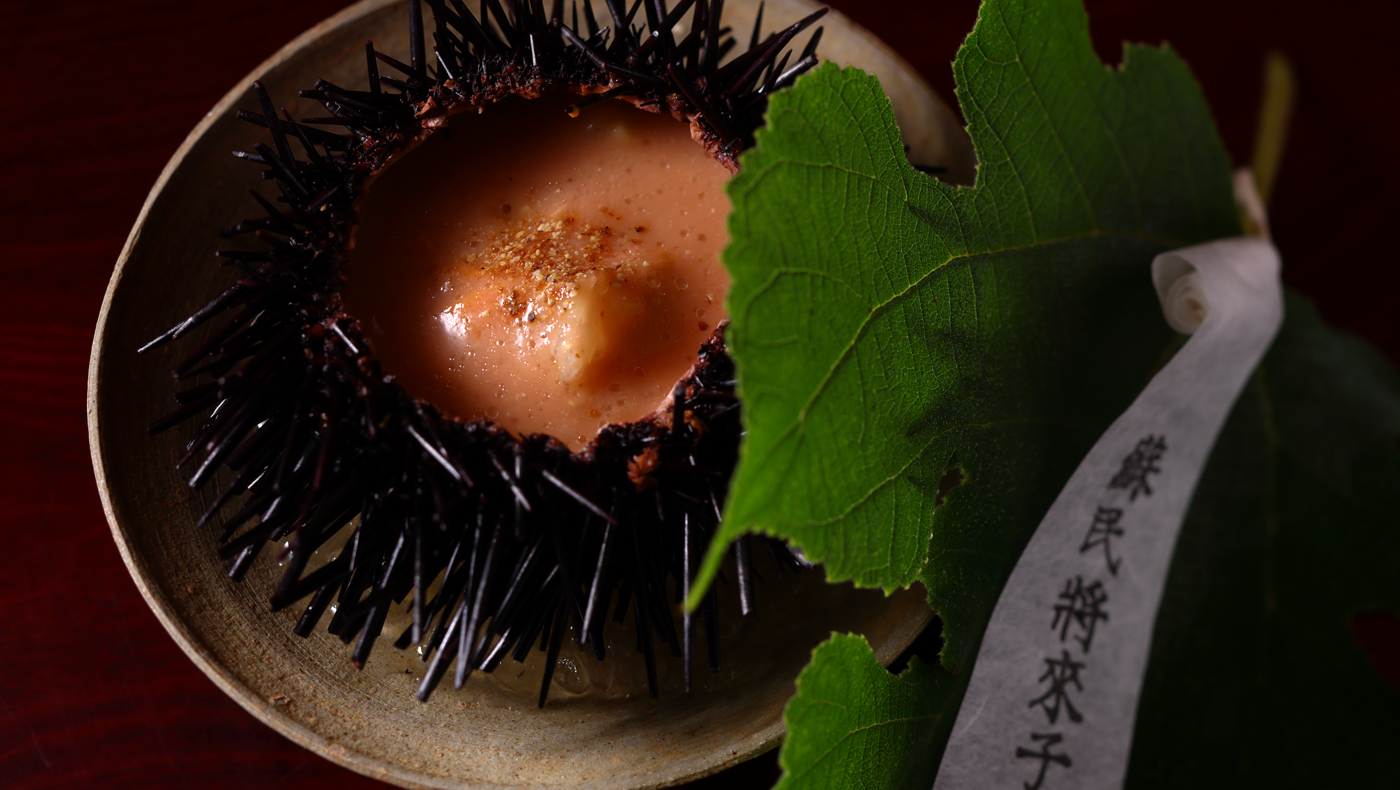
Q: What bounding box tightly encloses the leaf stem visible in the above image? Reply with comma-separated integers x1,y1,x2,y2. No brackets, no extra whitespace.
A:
1251,50,1296,205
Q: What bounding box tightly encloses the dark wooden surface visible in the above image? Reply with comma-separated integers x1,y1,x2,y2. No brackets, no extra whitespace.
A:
2,1,1395,787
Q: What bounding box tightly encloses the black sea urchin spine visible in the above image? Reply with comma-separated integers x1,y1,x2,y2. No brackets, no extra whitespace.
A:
142,0,823,706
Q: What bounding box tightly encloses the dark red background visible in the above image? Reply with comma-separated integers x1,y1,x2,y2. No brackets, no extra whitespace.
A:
3,1,1396,787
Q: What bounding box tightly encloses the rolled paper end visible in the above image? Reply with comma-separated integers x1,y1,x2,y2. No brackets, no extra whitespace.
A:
1162,270,1211,334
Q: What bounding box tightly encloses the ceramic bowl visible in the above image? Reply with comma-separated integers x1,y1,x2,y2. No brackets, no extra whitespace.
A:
88,1,973,786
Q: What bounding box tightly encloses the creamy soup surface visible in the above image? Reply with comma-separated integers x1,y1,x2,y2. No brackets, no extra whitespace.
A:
346,94,731,450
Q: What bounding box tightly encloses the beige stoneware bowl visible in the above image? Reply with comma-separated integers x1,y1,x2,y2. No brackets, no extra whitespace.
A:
87,1,974,787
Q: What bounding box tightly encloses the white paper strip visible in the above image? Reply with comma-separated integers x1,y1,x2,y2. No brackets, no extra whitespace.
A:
932,235,1283,790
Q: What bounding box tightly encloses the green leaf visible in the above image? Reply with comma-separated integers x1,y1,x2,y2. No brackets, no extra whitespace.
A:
697,0,1237,680
774,297,1400,787
702,0,1399,784
774,634,957,790
703,0,1400,784
1126,293,1400,786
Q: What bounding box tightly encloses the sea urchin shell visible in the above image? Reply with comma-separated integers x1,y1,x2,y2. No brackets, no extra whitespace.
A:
142,0,828,707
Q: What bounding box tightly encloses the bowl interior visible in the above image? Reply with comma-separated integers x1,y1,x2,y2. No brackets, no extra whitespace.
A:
88,1,971,787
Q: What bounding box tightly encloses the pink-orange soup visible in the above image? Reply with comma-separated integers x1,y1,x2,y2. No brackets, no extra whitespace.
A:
345,95,731,451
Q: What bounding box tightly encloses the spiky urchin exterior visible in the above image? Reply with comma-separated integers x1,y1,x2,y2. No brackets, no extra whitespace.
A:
141,0,825,706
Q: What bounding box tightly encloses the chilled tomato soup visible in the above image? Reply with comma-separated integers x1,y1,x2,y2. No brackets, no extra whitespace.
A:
345,94,731,450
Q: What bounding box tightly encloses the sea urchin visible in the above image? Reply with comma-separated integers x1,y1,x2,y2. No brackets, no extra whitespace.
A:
143,0,833,708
